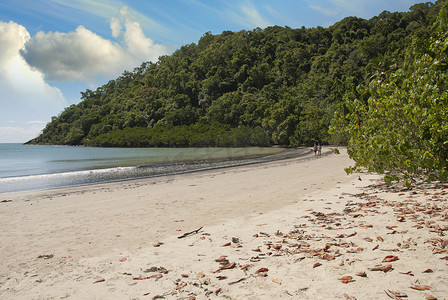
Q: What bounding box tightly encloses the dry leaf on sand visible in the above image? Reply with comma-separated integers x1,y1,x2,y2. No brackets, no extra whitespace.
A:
410,285,431,291
382,255,399,262
369,264,393,272
93,278,105,284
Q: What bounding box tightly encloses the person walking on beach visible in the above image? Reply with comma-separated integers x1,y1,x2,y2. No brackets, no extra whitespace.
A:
317,143,322,156
313,143,317,156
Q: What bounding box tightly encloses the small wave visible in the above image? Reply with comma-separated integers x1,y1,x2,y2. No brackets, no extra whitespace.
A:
0,148,309,194
0,166,137,183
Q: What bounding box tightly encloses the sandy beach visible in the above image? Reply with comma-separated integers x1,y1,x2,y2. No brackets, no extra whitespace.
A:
0,148,447,299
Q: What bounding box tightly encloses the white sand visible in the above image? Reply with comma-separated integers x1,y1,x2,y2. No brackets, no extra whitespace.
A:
0,148,447,299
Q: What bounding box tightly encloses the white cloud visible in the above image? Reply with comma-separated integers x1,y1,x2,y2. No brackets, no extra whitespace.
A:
0,20,67,143
50,0,161,33
20,6,170,83
218,0,272,29
110,17,123,38
309,4,338,17
0,123,46,143
114,7,169,62
239,2,272,28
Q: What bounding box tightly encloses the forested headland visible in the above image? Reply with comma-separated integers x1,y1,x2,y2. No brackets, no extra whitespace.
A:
27,1,445,151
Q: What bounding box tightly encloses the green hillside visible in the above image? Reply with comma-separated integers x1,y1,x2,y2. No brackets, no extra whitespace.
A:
27,1,444,147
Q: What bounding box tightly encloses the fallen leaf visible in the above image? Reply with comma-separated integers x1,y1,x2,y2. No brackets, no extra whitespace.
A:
355,272,367,277
133,277,147,280
196,272,205,278
322,254,336,261
384,290,407,298
364,237,373,242
423,269,433,273
220,262,236,270
377,236,384,242
221,242,231,247
399,271,414,276
372,244,379,250
313,262,322,268
119,258,127,262
369,264,393,272
176,281,187,289
410,285,431,291
272,279,282,285
361,224,373,229
256,268,269,273
228,277,247,285
341,279,355,284
339,276,353,281
383,255,399,262
133,274,163,280
93,278,105,284
215,255,229,264
347,232,357,237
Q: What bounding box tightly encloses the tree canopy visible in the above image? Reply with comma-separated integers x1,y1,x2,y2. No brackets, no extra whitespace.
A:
27,1,445,149
332,1,448,184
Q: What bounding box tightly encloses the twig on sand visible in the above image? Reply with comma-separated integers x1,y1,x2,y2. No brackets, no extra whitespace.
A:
177,226,203,239
228,277,247,285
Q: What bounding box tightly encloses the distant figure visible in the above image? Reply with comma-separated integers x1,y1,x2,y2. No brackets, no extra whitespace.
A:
317,144,322,156
313,144,317,156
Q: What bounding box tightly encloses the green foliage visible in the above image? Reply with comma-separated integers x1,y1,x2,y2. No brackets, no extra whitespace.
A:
27,1,446,148
334,3,448,184
84,123,270,147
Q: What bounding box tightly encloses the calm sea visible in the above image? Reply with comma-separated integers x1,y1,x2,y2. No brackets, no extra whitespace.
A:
0,143,307,194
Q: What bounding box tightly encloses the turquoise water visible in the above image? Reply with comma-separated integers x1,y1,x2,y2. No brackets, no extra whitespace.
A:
0,144,307,194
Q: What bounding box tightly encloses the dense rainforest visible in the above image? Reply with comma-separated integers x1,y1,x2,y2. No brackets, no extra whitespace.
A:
27,1,445,148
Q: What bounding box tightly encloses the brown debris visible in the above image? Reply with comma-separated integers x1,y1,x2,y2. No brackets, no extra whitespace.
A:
369,264,393,272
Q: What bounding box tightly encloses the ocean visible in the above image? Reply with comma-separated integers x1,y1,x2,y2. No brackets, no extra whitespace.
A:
0,143,308,194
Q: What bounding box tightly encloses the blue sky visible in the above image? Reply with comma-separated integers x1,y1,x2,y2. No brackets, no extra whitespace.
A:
0,0,423,143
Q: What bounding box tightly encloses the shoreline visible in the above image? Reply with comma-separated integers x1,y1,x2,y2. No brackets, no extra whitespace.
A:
1,148,447,299
0,146,307,195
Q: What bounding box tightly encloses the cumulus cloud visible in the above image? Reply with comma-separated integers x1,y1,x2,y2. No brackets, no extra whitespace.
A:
0,20,67,142
20,6,170,83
